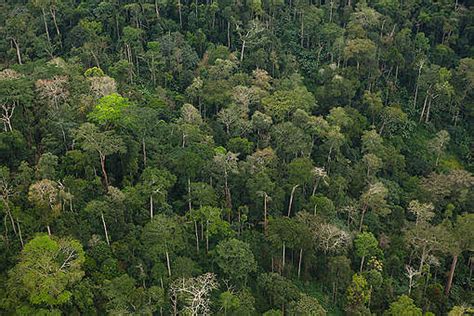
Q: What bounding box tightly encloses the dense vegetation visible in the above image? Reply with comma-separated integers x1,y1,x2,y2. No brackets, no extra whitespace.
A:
0,0,473,314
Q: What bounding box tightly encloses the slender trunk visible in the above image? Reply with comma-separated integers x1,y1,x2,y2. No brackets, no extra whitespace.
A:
298,248,303,278
240,40,246,62
47,225,51,236
263,193,268,235
287,185,300,217
188,177,192,211
445,255,458,295
41,8,52,46
150,195,154,219
50,7,62,46
194,220,199,253
17,219,23,247
418,247,426,274
155,0,160,18
12,38,22,65
359,255,365,273
282,242,286,273
142,138,147,167
101,212,110,246
166,250,171,276
425,97,432,123
206,220,209,253
359,205,367,232
100,155,109,188
227,21,231,48
312,178,320,196
177,0,182,28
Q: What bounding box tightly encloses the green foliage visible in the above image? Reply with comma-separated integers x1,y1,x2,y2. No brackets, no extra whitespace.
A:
215,238,257,284
384,295,422,316
7,235,85,306
88,93,132,125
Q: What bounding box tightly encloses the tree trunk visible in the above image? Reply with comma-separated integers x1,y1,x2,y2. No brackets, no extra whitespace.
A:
188,177,192,211
263,193,268,235
150,195,154,219
227,21,231,48
206,220,209,253
287,184,300,217
50,7,62,44
359,255,365,273
12,38,22,65
142,138,147,167
445,255,458,295
17,219,23,248
101,212,110,246
298,248,303,278
240,40,246,62
47,225,51,236
282,242,286,274
166,250,172,276
194,220,200,253
41,8,52,46
358,206,367,232
177,0,183,28
99,155,109,188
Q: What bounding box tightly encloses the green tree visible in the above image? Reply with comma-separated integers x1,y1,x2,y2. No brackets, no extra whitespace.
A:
6,235,85,307
345,273,371,314
384,295,422,316
74,123,126,188
215,238,257,285
354,232,380,272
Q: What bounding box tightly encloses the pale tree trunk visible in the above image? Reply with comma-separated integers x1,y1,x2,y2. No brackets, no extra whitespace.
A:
194,220,199,253
12,38,22,65
359,204,368,232
282,242,286,274
150,195,154,219
50,7,62,45
240,40,246,63
287,184,300,217
359,255,365,273
445,255,458,295
177,0,183,28
101,212,110,246
188,177,192,211
263,193,268,235
99,154,109,188
166,250,172,276
142,138,147,167
41,8,52,47
47,225,51,236
298,248,303,278
17,219,23,247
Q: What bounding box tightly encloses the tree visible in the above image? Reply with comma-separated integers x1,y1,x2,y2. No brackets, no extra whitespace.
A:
0,72,33,132
345,274,371,314
358,182,389,231
28,179,61,235
141,214,186,277
103,274,164,314
170,273,218,315
289,294,326,316
257,273,300,312
427,130,450,167
139,167,176,219
444,213,474,295
212,149,239,217
7,235,85,307
384,295,422,316
74,123,126,188
215,238,257,285
88,93,132,126
354,232,380,272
